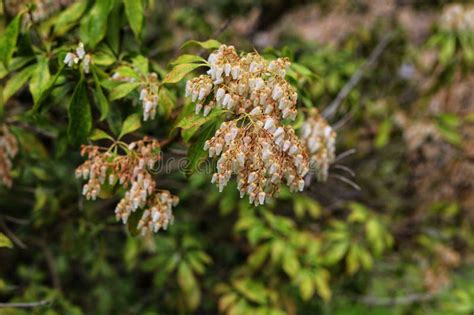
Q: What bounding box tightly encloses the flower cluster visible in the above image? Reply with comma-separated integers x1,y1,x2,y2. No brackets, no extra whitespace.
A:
439,4,474,32
75,137,178,235
64,42,91,73
185,45,310,204
204,117,309,205
0,125,18,188
139,73,160,121
112,71,160,121
300,109,336,181
185,44,297,120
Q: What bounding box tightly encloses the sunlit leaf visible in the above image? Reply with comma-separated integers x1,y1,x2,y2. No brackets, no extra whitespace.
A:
0,233,13,248
0,14,22,68
109,82,140,101
163,63,206,84
181,39,222,50
119,113,141,139
124,0,144,39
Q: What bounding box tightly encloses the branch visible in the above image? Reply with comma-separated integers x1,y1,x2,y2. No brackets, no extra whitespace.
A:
323,33,394,120
0,218,27,249
0,300,51,308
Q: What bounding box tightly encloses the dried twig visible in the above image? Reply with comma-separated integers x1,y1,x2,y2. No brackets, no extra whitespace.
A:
323,33,394,120
0,218,27,249
0,300,51,308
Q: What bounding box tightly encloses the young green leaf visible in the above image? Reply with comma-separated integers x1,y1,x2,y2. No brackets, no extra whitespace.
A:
90,129,114,141
109,82,141,101
0,233,13,248
0,14,22,68
54,0,88,36
132,55,149,75
119,113,141,139
80,0,112,48
124,0,144,39
93,69,110,120
3,65,35,103
171,54,207,66
163,63,206,84
30,56,51,104
181,39,222,50
158,87,174,118
33,64,65,112
68,79,92,146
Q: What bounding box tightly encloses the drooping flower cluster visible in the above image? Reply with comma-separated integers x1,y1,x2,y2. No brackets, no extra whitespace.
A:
439,4,474,32
300,109,336,181
0,125,18,188
204,117,309,205
64,42,91,73
185,44,297,120
75,137,178,235
186,44,309,204
111,71,160,121
138,73,160,121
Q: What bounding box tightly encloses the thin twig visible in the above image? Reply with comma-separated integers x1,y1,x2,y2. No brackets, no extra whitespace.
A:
0,300,51,308
0,219,27,249
334,148,357,162
332,164,355,177
323,33,394,120
330,174,361,191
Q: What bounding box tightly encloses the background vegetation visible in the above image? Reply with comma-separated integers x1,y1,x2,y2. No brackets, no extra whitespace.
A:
0,0,473,314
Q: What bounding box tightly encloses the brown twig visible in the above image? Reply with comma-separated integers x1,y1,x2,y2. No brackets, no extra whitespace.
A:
323,32,394,120
0,218,27,249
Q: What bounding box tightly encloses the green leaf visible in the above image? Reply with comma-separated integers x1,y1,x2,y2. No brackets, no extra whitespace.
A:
93,69,109,120
247,243,270,270
53,0,88,36
323,240,349,265
68,79,92,146
163,63,205,84
346,245,360,275
375,118,392,148
0,233,13,248
132,55,149,75
119,113,141,139
181,39,222,50
439,36,455,65
124,0,144,39
299,274,315,301
30,56,51,104
90,129,114,141
33,64,65,112
233,279,267,304
0,56,34,79
109,82,140,101
158,88,174,118
3,65,35,103
0,14,22,68
80,0,112,48
186,120,219,175
314,270,331,301
171,54,207,66
282,247,300,278
177,261,201,310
